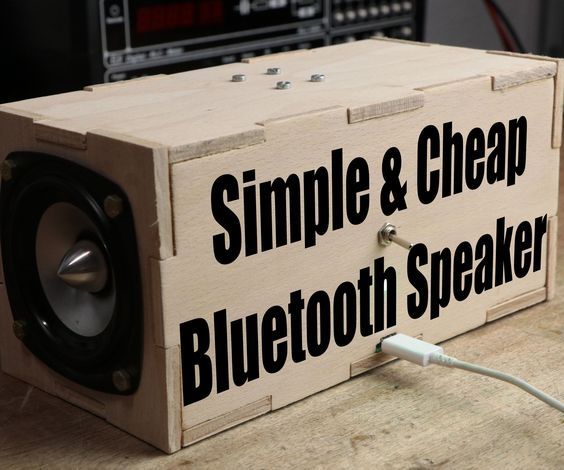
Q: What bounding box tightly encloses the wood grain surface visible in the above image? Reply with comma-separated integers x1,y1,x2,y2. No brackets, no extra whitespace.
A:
0,161,562,470
0,39,563,467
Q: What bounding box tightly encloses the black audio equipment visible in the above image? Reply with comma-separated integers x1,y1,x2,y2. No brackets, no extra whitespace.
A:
0,0,424,103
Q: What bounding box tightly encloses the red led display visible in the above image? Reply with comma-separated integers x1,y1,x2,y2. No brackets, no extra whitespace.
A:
136,1,224,34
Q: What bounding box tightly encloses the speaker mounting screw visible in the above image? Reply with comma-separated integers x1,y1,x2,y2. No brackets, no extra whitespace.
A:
112,369,132,392
1,160,16,182
12,320,27,341
104,195,123,218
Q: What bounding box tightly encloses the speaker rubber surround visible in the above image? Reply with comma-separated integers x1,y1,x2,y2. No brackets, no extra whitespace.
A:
1,152,143,395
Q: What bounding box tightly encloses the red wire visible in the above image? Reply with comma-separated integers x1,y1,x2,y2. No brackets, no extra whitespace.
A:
484,0,516,52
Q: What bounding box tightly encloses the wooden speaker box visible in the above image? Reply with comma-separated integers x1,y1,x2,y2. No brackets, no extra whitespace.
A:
0,39,561,453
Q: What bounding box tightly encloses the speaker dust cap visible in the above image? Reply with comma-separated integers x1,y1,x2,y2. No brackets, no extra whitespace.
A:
0,152,143,395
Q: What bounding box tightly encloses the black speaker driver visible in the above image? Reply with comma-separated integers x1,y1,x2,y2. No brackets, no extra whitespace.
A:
1,152,143,395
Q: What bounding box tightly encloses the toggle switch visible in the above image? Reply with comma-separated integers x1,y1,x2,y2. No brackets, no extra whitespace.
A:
378,222,413,250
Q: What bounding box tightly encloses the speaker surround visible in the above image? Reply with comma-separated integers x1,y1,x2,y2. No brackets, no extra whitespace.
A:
0,152,143,394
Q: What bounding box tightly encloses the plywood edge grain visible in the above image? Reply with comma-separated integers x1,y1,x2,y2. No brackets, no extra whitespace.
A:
154,146,175,260
241,48,313,64
491,63,556,91
87,128,168,150
102,343,182,454
84,75,169,92
162,344,183,453
88,129,175,260
169,127,266,163
347,92,424,124
546,216,558,300
0,286,14,371
182,396,272,446
486,287,547,323
34,122,87,150
36,119,172,155
258,105,344,127
487,51,558,91
551,59,564,148
488,51,562,147
53,381,106,418
149,257,167,347
350,353,396,377
0,109,46,167
371,37,431,47
415,75,488,92
0,106,44,121
486,50,561,63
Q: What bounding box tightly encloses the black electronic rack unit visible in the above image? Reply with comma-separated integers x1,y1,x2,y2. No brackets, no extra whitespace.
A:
0,0,425,103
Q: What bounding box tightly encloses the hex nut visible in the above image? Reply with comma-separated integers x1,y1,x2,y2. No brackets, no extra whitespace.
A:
310,74,326,82
13,320,27,341
112,369,132,392
1,160,16,182
378,222,396,246
104,195,123,218
276,81,292,90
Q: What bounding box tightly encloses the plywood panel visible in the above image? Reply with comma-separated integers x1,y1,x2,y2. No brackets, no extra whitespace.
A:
161,76,558,429
0,109,180,453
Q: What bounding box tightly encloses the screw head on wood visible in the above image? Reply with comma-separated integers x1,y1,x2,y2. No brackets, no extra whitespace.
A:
267,67,281,75
13,320,27,341
104,194,123,218
1,160,15,181
232,74,246,82
310,74,325,82
112,369,132,393
276,81,292,90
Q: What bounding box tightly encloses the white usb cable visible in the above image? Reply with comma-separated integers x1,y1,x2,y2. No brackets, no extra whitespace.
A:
381,333,564,413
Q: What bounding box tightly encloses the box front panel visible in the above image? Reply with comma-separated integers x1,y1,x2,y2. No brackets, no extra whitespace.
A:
0,111,180,452
162,75,558,435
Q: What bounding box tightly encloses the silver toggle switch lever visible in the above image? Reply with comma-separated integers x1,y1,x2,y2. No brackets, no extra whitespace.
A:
378,223,413,250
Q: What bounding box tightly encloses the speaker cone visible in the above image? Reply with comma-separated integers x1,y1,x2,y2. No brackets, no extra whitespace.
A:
1,152,142,394
36,203,114,337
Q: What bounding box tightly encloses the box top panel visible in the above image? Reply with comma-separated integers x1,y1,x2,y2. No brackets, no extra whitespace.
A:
0,39,558,160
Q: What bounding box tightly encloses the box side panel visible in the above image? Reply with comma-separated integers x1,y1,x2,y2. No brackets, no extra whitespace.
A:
160,75,559,437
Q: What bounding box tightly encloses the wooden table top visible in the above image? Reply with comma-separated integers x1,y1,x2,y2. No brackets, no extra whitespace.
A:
1,173,563,470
